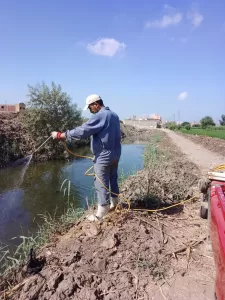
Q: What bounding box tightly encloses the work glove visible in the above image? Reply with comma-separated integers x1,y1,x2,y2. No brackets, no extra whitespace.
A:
51,131,62,140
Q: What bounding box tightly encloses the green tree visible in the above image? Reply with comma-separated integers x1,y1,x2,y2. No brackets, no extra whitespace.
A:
181,121,190,127
200,116,215,129
185,124,191,130
168,122,177,130
219,114,225,126
21,82,82,158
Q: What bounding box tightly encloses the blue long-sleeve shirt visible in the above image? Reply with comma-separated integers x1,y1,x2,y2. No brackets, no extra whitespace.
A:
65,107,121,164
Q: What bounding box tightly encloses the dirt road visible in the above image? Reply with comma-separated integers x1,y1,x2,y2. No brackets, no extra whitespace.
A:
163,129,225,174
161,129,225,299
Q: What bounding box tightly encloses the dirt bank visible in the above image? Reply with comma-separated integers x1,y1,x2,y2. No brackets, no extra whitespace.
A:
120,131,200,206
0,130,215,300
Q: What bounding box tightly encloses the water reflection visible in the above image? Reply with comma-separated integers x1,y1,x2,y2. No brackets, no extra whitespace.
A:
0,189,30,245
0,143,145,246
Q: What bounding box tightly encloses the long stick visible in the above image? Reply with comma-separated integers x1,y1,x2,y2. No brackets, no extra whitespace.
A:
33,136,52,154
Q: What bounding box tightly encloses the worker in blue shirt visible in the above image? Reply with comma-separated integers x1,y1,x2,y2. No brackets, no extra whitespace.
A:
51,94,121,221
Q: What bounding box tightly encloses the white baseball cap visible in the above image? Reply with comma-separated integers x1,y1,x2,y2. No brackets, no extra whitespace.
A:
83,94,101,111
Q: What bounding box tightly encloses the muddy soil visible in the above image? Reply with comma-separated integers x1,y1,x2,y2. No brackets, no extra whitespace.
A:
177,130,225,158
0,131,215,300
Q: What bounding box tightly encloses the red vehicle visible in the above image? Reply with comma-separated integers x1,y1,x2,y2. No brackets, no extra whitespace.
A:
200,171,225,300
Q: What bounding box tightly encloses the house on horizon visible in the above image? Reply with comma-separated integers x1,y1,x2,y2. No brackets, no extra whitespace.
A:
0,103,26,113
150,114,161,121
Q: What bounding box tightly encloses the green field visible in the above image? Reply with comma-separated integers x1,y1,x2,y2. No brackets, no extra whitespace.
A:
179,128,225,140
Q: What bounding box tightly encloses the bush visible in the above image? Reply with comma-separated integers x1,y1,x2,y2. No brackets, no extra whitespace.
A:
181,122,190,127
21,82,82,159
167,122,177,131
168,124,177,130
219,114,225,126
200,116,215,129
185,124,191,130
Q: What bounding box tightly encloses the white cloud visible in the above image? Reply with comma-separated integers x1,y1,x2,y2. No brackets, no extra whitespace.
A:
87,38,126,57
180,37,188,44
145,13,182,29
187,8,204,28
178,92,188,101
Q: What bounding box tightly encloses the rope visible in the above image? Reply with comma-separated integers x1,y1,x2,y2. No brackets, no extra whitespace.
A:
62,142,200,213
211,164,225,172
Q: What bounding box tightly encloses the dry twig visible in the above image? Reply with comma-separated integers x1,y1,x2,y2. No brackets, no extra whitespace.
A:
166,237,207,257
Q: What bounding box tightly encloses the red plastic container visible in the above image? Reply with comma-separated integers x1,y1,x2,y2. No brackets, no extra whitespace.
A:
210,181,225,300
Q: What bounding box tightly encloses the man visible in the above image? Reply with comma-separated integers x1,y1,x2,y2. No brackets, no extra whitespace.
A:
51,94,121,221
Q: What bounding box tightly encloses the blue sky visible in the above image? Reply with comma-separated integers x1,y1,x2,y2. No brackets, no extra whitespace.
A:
0,0,224,123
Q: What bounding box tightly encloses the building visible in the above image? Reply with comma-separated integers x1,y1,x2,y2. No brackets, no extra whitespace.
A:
191,122,200,127
124,118,161,128
0,103,26,113
150,114,161,121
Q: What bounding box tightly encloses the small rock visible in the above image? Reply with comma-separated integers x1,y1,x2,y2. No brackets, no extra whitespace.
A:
113,262,119,269
46,250,51,256
95,258,106,270
82,223,99,237
101,233,118,249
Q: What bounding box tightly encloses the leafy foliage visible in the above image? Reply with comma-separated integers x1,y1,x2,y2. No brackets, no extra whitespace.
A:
219,114,225,126
200,116,215,129
166,122,177,130
21,82,82,158
181,121,190,127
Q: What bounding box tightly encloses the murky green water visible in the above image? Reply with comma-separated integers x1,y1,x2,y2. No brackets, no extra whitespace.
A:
0,143,145,247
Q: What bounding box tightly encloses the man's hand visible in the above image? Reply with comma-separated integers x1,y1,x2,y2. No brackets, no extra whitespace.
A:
51,131,65,140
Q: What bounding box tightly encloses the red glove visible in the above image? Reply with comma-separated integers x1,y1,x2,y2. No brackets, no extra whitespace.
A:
51,131,62,140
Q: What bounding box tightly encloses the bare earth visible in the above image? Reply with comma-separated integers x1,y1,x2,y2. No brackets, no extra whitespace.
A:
2,130,225,300
176,131,225,159
163,129,225,174
161,129,225,299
